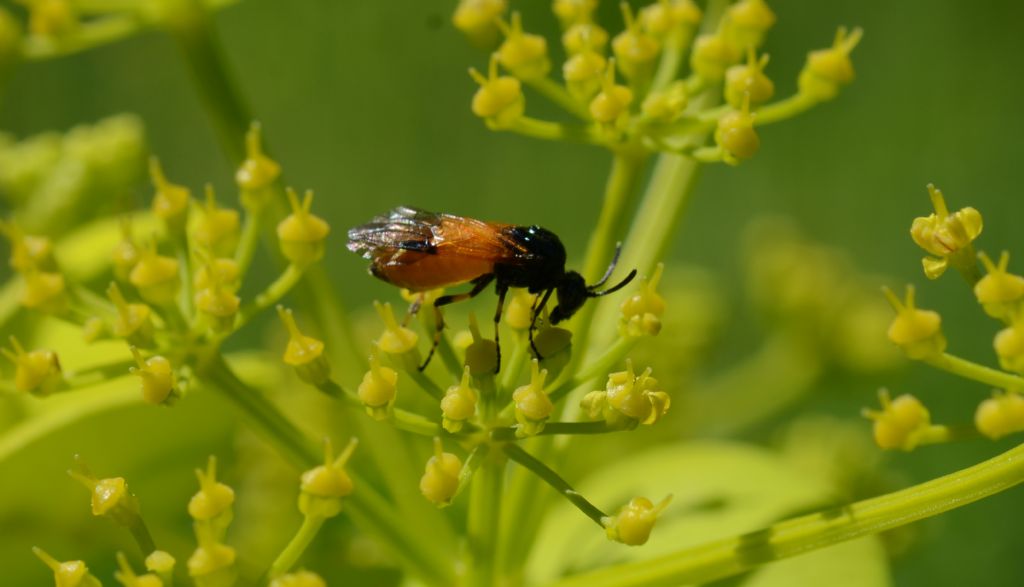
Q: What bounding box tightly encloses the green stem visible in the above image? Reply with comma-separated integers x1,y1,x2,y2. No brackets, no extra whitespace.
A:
497,331,529,392
491,421,614,440
201,356,455,585
650,32,695,94
63,361,135,389
235,263,304,327
503,443,606,526
21,15,144,61
318,380,442,436
505,117,606,146
234,204,264,276
269,514,325,577
467,450,505,587
126,513,157,555
542,439,1024,587
525,77,591,120
923,352,1024,391
753,93,817,126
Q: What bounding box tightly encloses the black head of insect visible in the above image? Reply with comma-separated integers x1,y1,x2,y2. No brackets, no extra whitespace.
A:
549,244,637,324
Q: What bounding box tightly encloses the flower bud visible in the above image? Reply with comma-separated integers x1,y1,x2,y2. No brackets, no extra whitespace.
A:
640,81,687,123
975,392,1024,440
553,0,597,28
497,12,550,80
115,551,163,587
723,0,776,51
130,347,176,405
145,551,176,583
373,301,419,357
33,547,102,587
512,360,552,436
975,251,1024,320
562,21,608,56
620,263,666,337
453,0,507,48
21,269,67,314
470,54,526,129
725,49,774,108
270,570,327,587
28,0,77,39
690,33,740,82
68,459,142,525
504,290,538,331
464,312,498,375
589,61,633,126
187,527,236,587
107,282,154,347
358,349,398,420
882,285,946,360
862,389,931,451
194,256,240,293
602,495,673,546
149,158,190,234
798,27,863,102
278,306,330,386
640,0,702,38
299,438,358,519
194,185,240,258
612,3,661,82
563,50,607,102
583,360,669,428
234,122,281,201
1,220,54,272
112,218,140,282
419,437,462,506
3,336,61,396
715,92,759,163
277,188,330,266
533,321,572,379
188,456,235,528
441,366,478,433
994,321,1024,374
129,244,180,306
910,184,983,279
194,274,240,334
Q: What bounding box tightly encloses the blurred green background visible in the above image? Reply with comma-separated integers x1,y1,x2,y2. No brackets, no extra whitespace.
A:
2,0,1024,584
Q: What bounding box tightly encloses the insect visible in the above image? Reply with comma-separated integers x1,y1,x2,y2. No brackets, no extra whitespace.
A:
347,206,637,372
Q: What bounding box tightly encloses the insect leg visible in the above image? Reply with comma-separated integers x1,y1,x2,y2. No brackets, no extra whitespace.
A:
402,292,425,327
418,274,495,371
529,289,555,359
492,284,508,373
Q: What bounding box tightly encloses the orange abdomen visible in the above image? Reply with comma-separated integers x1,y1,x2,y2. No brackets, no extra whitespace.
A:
374,252,495,291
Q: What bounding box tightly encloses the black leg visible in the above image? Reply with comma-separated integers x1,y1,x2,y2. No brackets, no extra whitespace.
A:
419,274,495,371
492,285,508,373
529,289,554,360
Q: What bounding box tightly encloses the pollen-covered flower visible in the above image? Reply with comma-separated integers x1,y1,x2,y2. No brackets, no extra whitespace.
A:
612,3,660,82
620,263,666,337
497,12,550,80
149,157,190,233
512,360,553,436
130,347,176,405
441,366,478,433
299,438,358,519
33,547,102,587
602,495,673,546
882,285,946,360
582,360,670,428
725,49,774,108
3,335,61,396
470,54,526,129
277,188,330,266
798,27,863,102
358,349,398,420
862,389,932,451
419,437,463,506
975,391,1024,440
68,459,142,525
278,306,330,386
909,184,983,279
974,251,1024,320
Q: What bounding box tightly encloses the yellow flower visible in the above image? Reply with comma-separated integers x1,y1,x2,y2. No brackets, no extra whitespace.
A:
882,285,946,360
453,0,507,47
441,366,478,433
724,49,774,108
974,251,1024,320
277,306,330,385
149,157,190,233
357,348,398,420
299,438,358,518
188,456,235,523
611,3,660,81
470,54,526,129
130,347,175,405
909,184,983,279
235,122,281,196
862,389,932,451
497,12,550,80
798,27,863,102
602,495,673,546
715,92,760,163
690,33,740,82
277,188,330,266
589,60,633,126
620,263,666,337
33,547,102,587
512,360,553,436
2,335,61,396
419,437,463,506
193,185,240,258
975,392,1024,440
